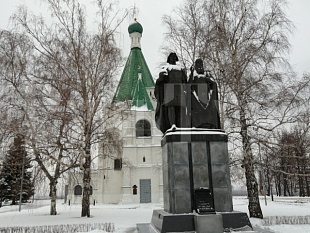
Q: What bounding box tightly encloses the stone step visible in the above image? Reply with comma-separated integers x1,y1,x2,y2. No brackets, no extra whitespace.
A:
137,223,258,233
137,223,159,233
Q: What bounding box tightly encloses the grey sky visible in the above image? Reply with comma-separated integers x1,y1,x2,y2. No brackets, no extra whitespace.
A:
285,0,310,77
0,0,309,78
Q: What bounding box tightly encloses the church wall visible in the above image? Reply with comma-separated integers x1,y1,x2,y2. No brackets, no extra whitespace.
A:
97,144,123,204
121,145,162,203
99,169,123,204
124,166,162,203
121,108,163,203
67,172,98,205
123,145,161,166
67,169,123,204
66,108,164,204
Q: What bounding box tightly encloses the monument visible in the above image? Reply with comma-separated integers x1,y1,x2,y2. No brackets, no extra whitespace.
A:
155,52,188,132
137,54,253,233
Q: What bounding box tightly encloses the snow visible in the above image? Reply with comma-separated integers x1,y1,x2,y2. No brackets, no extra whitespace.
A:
0,197,310,232
165,128,226,135
160,64,183,74
131,105,150,111
192,70,206,78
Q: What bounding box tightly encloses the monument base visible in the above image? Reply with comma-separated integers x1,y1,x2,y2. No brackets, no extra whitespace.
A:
136,209,253,233
137,129,254,232
161,129,234,214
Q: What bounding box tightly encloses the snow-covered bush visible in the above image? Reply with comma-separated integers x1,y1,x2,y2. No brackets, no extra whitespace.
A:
0,222,115,233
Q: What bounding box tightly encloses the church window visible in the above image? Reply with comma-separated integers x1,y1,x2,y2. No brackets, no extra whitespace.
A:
133,185,138,195
114,158,122,170
74,185,82,195
143,156,146,162
136,119,151,137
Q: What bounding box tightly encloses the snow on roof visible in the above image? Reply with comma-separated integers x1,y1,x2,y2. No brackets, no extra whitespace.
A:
131,104,151,111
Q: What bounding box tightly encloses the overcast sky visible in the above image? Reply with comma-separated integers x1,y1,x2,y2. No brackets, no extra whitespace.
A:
0,0,309,78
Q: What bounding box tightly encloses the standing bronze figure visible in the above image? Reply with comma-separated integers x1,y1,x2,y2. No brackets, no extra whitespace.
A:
155,53,188,133
189,59,221,129
155,55,221,134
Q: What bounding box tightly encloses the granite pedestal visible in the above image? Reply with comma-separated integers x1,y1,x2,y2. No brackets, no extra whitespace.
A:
137,129,252,232
162,129,233,213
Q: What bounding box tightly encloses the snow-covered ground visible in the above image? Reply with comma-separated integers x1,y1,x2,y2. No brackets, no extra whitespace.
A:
0,196,310,232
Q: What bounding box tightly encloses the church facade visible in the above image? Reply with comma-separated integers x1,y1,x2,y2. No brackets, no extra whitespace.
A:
66,20,163,204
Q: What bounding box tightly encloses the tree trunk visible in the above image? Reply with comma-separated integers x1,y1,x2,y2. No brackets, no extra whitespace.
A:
302,163,308,197
277,177,282,196
305,176,310,197
49,180,57,215
283,176,289,196
290,181,294,196
298,176,304,197
297,158,303,196
239,105,263,218
243,150,263,218
275,179,279,196
81,142,91,217
266,171,271,196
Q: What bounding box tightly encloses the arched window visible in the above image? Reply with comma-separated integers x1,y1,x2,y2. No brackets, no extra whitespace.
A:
90,186,93,195
74,185,82,195
136,119,151,137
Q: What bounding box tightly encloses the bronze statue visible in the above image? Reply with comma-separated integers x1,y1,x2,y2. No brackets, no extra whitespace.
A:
189,59,221,129
155,53,188,133
155,56,221,134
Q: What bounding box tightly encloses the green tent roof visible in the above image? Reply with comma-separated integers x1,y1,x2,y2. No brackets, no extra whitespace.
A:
113,47,155,106
132,74,154,110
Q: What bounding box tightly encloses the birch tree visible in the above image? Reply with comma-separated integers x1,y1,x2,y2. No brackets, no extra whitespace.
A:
0,29,82,215
12,0,125,217
161,0,307,218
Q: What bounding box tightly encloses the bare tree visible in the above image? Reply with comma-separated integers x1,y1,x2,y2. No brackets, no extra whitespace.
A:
160,0,309,218
11,0,126,217
273,131,309,197
162,0,208,69
0,29,82,214
264,104,310,197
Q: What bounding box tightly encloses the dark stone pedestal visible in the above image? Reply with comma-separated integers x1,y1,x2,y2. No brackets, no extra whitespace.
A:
137,129,253,232
136,209,253,233
162,129,233,213
221,211,253,231
150,209,195,233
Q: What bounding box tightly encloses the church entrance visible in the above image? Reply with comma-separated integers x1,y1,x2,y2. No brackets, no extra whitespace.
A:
140,179,151,203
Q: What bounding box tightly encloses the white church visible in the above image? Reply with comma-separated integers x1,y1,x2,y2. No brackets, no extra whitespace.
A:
66,19,163,204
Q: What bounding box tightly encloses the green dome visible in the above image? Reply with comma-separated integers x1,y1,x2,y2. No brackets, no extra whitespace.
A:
128,21,143,34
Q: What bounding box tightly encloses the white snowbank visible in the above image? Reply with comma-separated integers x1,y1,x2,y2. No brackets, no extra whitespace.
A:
1,197,310,232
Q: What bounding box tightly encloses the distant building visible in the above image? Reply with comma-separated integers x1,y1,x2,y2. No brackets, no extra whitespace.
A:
67,19,163,204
